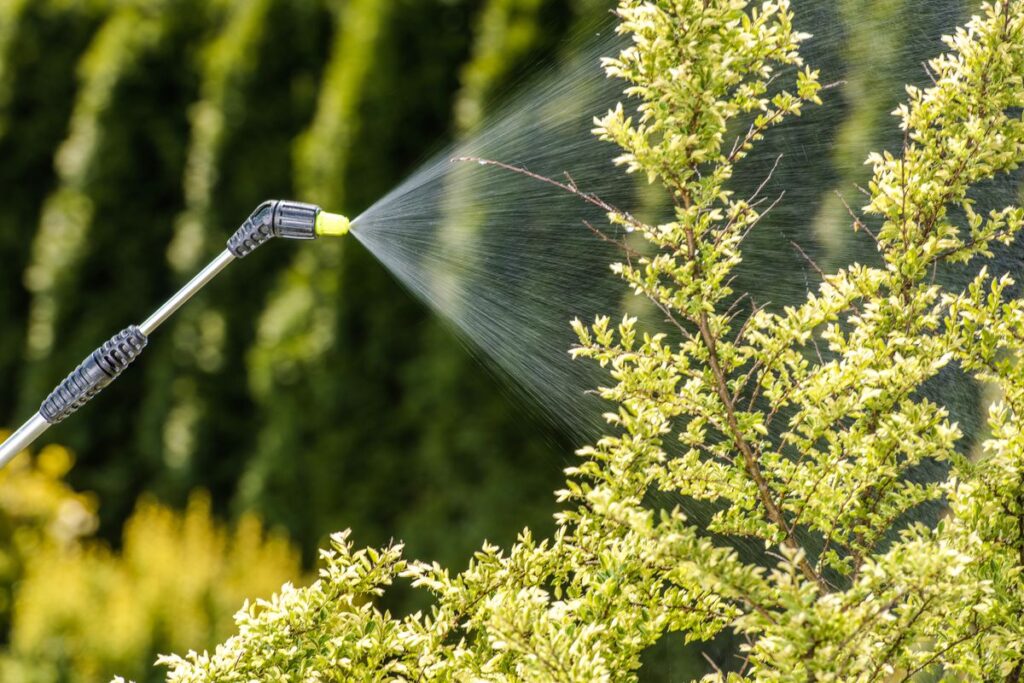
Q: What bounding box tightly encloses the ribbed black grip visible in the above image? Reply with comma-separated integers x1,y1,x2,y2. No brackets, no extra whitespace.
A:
40,326,148,425
227,200,320,258
227,201,276,258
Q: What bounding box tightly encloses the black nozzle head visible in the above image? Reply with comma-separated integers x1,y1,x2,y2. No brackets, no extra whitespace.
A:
227,200,321,258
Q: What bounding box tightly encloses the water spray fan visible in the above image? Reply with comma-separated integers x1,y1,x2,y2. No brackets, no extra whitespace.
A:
0,200,351,467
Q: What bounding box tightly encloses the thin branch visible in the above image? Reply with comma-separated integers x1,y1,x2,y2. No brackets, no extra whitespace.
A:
455,156,642,228
740,192,785,242
702,651,725,678
750,155,784,205
835,189,879,245
789,239,865,320
900,626,990,682
714,156,785,248
867,594,937,683
921,60,939,87
789,240,826,281
723,291,752,320
682,214,828,592
582,220,642,259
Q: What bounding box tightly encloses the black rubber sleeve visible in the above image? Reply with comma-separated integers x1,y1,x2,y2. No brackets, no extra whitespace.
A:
227,200,277,258
40,326,148,425
227,200,319,258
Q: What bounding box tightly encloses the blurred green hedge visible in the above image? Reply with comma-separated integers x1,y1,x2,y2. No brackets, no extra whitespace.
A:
0,0,604,573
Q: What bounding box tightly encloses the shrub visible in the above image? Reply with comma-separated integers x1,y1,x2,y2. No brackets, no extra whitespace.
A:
0,441,98,638
156,0,1024,680
0,443,302,683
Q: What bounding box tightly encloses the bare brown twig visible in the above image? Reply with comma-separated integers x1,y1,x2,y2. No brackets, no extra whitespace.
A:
454,156,643,228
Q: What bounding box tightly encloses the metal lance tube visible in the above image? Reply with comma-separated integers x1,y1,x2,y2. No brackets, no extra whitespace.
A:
141,250,236,336
0,200,350,468
0,415,51,469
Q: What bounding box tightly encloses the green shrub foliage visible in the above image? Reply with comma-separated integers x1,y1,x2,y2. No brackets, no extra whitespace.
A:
159,1,1024,680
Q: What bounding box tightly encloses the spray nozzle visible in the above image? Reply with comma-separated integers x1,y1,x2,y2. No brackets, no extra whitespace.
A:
315,210,351,237
228,200,350,258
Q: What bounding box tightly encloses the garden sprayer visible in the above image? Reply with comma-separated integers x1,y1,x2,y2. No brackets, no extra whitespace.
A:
0,200,351,468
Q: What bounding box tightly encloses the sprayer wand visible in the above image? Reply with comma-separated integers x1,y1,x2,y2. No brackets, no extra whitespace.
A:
0,200,350,469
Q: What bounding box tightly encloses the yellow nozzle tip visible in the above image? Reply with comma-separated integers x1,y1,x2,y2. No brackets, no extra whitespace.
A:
316,211,351,237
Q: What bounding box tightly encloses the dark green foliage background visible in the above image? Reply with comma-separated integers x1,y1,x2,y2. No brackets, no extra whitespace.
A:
0,0,1012,679
0,0,594,573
